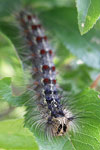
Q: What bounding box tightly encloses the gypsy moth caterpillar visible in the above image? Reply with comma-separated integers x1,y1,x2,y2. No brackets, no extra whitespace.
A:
1,3,100,150
15,9,80,137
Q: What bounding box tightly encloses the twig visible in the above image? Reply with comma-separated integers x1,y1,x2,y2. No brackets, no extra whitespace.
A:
90,74,100,89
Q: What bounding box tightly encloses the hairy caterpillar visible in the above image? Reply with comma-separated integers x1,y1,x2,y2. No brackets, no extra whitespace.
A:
16,9,78,137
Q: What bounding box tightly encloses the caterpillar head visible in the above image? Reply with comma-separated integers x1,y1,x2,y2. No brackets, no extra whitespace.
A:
47,109,73,136
51,116,69,136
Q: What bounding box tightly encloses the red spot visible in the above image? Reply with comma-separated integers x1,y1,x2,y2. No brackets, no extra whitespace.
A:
42,65,49,70
52,79,56,84
40,49,46,55
27,15,32,20
49,50,52,55
36,36,42,42
43,78,50,84
32,24,41,30
43,36,47,41
36,36,47,42
37,24,42,28
51,66,55,71
32,25,37,30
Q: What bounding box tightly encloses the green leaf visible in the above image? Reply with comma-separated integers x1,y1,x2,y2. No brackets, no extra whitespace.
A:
0,0,74,17
0,22,33,81
54,40,73,67
0,77,29,106
0,0,21,18
0,22,23,52
0,32,24,86
22,0,75,9
76,0,100,35
69,88,100,150
0,119,38,150
26,88,100,150
40,7,100,69
60,64,92,93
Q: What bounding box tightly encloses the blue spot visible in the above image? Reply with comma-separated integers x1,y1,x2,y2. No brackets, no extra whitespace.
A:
48,104,52,110
51,111,59,118
53,90,58,94
59,110,64,116
55,98,60,103
44,89,52,95
46,96,53,102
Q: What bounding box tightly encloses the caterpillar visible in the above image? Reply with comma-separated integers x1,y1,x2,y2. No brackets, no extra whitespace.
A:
16,9,77,137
